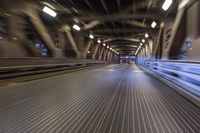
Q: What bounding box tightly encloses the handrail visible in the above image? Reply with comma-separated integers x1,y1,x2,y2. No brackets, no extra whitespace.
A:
0,58,109,79
0,58,107,70
142,59,200,64
138,60,200,99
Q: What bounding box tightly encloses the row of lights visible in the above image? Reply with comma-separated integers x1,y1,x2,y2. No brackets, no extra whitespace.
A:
42,1,174,56
104,42,119,55
90,35,119,55
136,0,174,55
136,33,148,55
150,0,174,29
42,0,173,29
42,1,173,30
42,6,119,55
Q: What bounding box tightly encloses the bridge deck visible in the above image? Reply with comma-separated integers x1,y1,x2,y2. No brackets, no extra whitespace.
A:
0,64,200,133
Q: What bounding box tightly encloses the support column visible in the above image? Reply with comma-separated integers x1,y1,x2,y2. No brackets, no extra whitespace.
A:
63,26,93,59
27,6,64,57
109,52,113,61
79,40,93,58
106,51,111,61
57,31,66,49
3,13,30,57
92,45,99,60
63,26,79,56
103,49,108,61
162,8,186,59
98,47,105,60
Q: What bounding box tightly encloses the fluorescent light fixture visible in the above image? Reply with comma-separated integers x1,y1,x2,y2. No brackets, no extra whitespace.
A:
142,39,145,43
107,46,109,49
151,21,157,28
89,34,94,39
140,43,143,46
97,39,101,44
162,0,173,11
103,43,106,46
145,33,149,38
43,6,57,17
73,24,81,31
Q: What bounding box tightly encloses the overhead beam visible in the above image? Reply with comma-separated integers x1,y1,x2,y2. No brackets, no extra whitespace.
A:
110,42,138,44
83,20,101,30
116,49,136,51
73,13,164,21
92,28,155,33
124,20,149,28
112,45,138,48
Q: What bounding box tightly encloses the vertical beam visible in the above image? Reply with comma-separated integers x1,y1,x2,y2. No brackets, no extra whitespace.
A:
6,13,29,57
103,49,108,61
109,52,113,61
92,45,99,59
85,40,93,54
27,6,64,57
81,40,93,59
106,51,111,61
63,26,93,59
185,1,200,60
162,8,186,59
57,31,66,49
153,23,164,58
63,26,79,56
99,47,105,60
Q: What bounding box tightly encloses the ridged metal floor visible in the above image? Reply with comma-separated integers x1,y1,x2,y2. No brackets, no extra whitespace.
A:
0,64,200,133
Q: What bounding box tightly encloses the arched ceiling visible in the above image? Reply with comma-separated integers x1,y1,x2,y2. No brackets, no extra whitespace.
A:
37,0,179,54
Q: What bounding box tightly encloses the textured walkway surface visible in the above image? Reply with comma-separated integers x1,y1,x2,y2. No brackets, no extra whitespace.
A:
0,64,200,133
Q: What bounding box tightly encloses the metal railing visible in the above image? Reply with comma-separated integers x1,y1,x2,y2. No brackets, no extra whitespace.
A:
0,58,108,78
138,60,200,99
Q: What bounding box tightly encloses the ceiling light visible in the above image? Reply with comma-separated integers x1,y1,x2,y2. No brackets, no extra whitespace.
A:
107,46,109,49
43,6,57,17
140,43,143,46
103,43,106,46
142,39,145,43
145,33,149,38
110,47,112,50
89,34,94,39
73,24,81,31
151,21,157,28
97,39,101,44
162,0,173,11
88,51,90,54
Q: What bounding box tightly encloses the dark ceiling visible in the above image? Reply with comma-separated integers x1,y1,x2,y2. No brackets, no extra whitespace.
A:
0,0,179,55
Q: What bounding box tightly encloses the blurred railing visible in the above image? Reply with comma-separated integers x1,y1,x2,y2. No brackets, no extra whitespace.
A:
0,58,108,78
138,60,200,102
